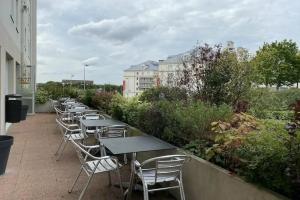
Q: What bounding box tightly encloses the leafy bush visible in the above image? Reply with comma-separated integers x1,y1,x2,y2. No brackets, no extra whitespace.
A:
91,92,114,112
236,120,296,197
139,86,188,102
35,88,50,104
135,101,232,145
248,88,300,119
81,89,96,107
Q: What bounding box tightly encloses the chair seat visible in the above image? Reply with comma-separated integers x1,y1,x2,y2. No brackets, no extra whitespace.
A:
66,133,85,140
137,170,177,185
85,159,120,173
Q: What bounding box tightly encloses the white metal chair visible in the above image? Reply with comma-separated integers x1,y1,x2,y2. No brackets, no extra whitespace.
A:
55,118,87,161
98,125,128,164
80,113,105,135
134,155,187,200
68,138,123,200
54,106,72,122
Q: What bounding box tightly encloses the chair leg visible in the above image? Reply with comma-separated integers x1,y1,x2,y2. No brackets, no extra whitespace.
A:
143,184,149,200
123,154,127,165
56,141,67,161
79,173,95,200
179,180,186,200
68,167,83,193
116,169,124,196
54,137,65,155
108,172,112,186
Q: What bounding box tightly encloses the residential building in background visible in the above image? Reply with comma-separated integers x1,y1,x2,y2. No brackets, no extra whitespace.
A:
0,0,37,134
158,52,190,87
123,61,159,97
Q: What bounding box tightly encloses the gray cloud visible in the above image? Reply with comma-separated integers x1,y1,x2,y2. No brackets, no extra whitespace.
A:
37,0,300,84
68,16,149,42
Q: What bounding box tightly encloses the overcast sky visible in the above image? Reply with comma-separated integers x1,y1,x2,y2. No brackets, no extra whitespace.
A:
37,0,300,85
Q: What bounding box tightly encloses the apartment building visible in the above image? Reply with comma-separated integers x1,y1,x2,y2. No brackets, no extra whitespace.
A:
0,0,37,134
123,61,159,97
158,52,190,87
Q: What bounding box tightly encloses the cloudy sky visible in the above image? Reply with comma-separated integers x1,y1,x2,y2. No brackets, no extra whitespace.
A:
37,0,300,84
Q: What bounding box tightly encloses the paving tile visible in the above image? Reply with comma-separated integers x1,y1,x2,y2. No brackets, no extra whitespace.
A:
0,113,174,200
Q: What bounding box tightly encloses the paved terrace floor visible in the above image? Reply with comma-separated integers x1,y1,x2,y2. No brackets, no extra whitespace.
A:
0,113,174,200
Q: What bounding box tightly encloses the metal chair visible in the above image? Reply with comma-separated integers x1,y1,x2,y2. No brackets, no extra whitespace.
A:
68,138,123,200
54,106,72,122
134,155,187,200
98,125,128,164
80,113,105,135
55,118,87,161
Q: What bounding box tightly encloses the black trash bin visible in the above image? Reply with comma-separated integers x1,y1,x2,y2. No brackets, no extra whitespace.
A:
0,135,13,175
5,94,22,123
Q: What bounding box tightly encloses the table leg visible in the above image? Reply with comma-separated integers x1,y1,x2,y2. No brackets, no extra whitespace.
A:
125,152,136,200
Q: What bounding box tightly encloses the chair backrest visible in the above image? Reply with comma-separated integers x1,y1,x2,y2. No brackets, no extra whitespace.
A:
99,125,127,139
69,138,116,174
56,118,82,135
83,113,105,120
50,99,59,109
73,105,87,109
141,155,187,183
64,99,75,103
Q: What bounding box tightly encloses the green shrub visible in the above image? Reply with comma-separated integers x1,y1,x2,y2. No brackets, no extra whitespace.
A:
81,89,96,107
91,92,114,112
35,88,50,104
136,101,232,144
139,86,188,102
247,88,300,119
236,120,300,197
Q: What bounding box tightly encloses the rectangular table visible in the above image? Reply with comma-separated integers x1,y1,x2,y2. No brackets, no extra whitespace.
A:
100,135,175,154
68,108,95,113
81,119,127,128
100,135,176,200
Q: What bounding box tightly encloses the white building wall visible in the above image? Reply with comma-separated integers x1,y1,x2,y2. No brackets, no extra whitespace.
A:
0,0,36,134
123,70,158,98
158,61,183,87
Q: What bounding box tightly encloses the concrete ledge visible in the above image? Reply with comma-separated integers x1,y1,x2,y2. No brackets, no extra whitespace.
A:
136,148,287,200
35,101,54,113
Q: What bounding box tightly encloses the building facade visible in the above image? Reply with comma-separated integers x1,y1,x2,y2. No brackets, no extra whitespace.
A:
123,61,159,97
158,52,189,87
0,0,37,134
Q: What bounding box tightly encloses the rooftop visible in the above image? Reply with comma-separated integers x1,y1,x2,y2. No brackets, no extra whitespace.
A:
124,60,159,72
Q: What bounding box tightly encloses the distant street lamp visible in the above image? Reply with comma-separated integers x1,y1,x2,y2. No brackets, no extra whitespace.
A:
70,74,74,90
82,57,98,91
83,64,89,91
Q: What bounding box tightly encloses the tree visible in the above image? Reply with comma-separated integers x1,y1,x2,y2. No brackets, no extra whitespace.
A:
179,43,253,106
253,40,299,89
179,43,222,96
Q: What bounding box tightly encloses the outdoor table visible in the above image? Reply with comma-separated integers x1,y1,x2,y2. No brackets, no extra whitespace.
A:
100,135,176,200
81,119,127,128
80,119,127,135
68,108,95,113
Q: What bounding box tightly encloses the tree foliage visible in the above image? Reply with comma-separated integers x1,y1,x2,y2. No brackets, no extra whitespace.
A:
253,40,299,88
179,43,253,105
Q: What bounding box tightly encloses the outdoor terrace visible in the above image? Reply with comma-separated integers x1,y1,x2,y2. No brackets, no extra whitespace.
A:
0,113,174,200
